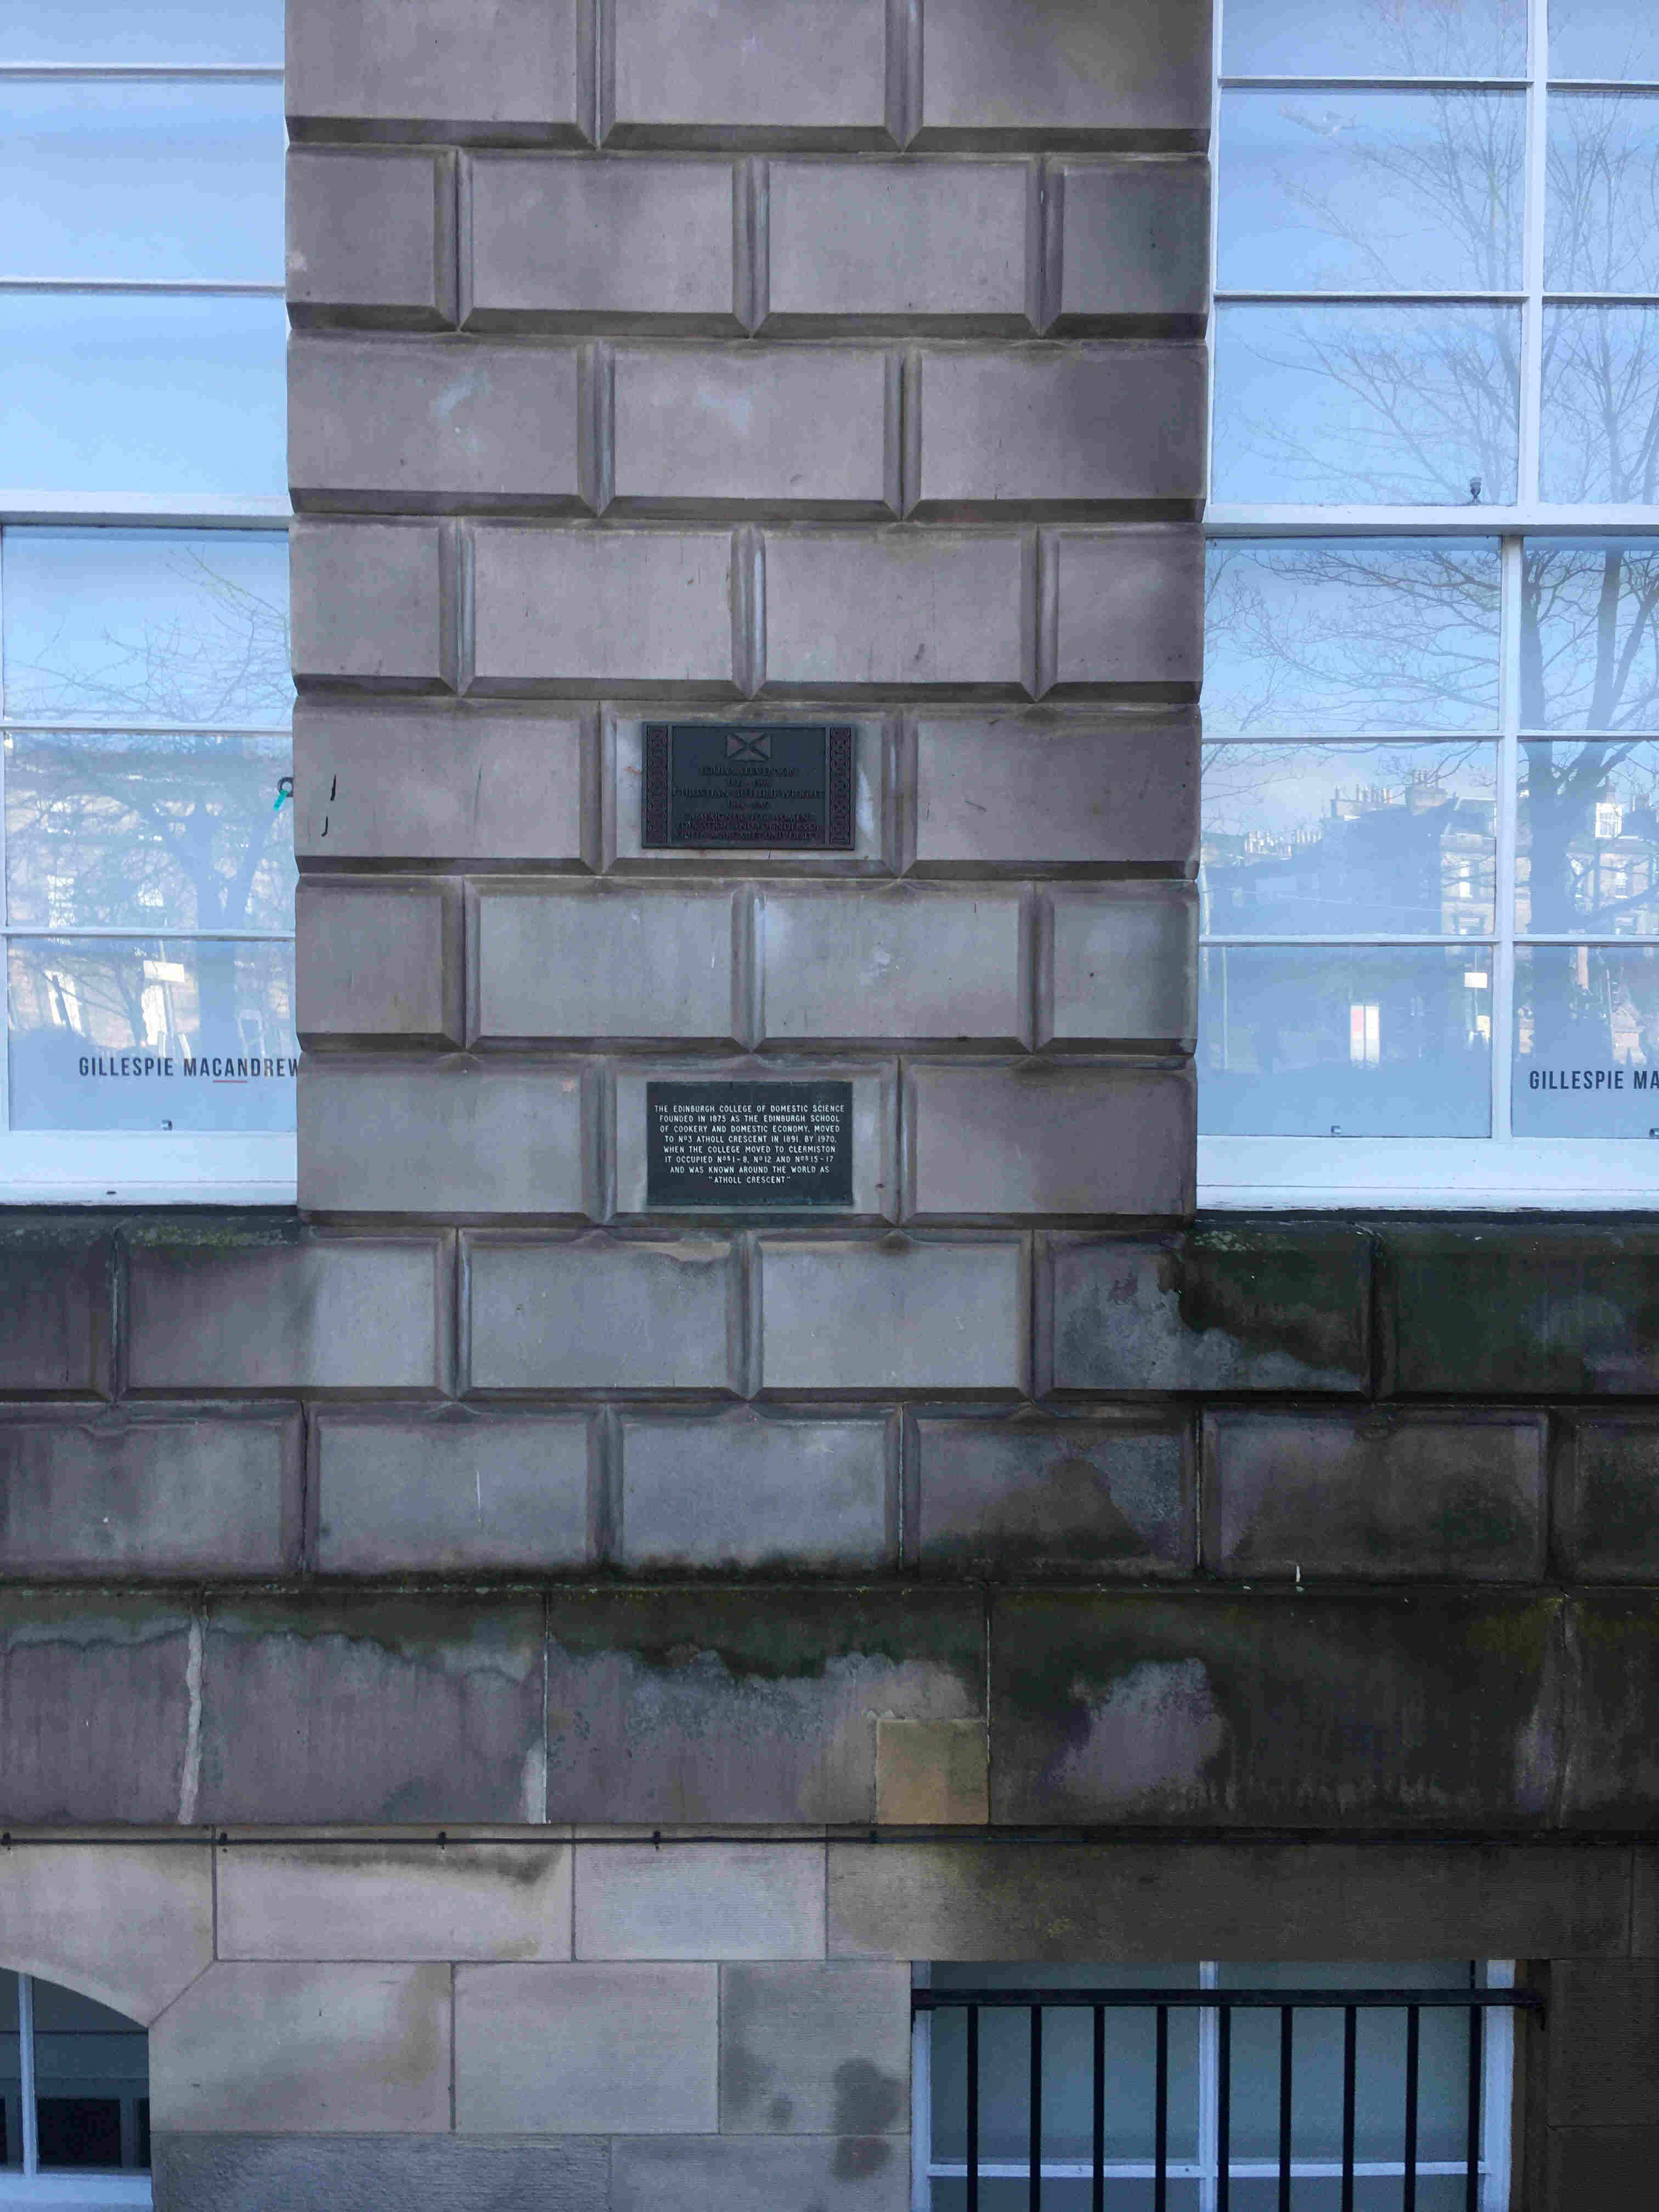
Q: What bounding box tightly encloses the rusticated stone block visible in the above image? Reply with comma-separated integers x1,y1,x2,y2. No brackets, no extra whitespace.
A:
1041,884,1198,1047
618,1411,893,1571
758,885,1026,1045
153,2134,610,2212
909,1413,1191,1578
287,0,588,142
1047,527,1203,694
758,1236,1026,1394
1544,1961,1659,2125
0,1224,110,1396
1205,1410,1545,1582
1558,1417,1659,1579
199,1594,546,1824
913,0,1211,146
1047,159,1210,332
0,1844,213,2025
290,520,452,689
763,532,1033,696
720,1962,909,2134
286,150,455,329
544,1587,983,1821
296,879,463,1046
990,1590,1562,1827
1046,1226,1370,1394
455,1963,716,2133
219,1839,572,1962
1562,1592,1659,1829
607,0,893,148
0,1595,193,1824
612,2136,905,2211
467,1233,740,1393
575,1840,824,1962
472,884,741,1045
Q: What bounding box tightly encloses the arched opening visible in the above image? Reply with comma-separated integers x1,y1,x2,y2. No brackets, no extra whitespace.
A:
0,1972,150,2207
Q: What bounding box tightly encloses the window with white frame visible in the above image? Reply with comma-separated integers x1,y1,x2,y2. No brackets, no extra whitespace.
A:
0,1,294,1204
1203,0,1659,1204
0,1971,150,2207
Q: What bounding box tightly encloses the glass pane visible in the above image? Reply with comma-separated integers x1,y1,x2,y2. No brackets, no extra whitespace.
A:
0,81,283,284
7,731,296,932
1204,541,1503,737
1521,740,1659,931
2,530,292,727
0,294,286,501
1199,945,1493,1135
8,937,297,1131
1218,91,1523,294
32,1982,148,2174
1549,0,1659,83
1546,92,1659,290
1223,0,1525,80
1214,304,1521,505
0,1973,18,2170
1540,307,1659,504
0,0,281,64
1520,540,1659,730
1514,943,1659,1128
1203,742,1497,935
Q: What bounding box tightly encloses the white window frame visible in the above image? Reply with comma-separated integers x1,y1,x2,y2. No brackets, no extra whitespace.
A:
0,1974,151,2208
0,56,293,1204
1201,0,1659,1207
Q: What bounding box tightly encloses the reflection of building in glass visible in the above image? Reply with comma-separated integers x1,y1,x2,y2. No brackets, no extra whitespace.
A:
1517,766,1659,935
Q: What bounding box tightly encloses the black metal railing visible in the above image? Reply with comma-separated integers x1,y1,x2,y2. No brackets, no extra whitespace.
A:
913,1984,1543,2212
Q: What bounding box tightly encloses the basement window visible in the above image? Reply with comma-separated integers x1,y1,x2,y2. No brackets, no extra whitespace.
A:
0,1972,151,2207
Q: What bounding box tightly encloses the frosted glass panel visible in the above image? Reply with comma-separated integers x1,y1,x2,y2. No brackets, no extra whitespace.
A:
1199,946,1493,1135
1202,742,1497,935
8,937,297,1131
2,530,292,727
1549,0,1659,83
1520,541,1659,731
1224,0,1525,79
1218,91,1523,294
1540,308,1659,504
0,294,286,500
1214,305,1520,506
1520,740,1659,932
0,0,283,64
1204,541,1502,737
1514,943,1659,1129
1545,93,1659,290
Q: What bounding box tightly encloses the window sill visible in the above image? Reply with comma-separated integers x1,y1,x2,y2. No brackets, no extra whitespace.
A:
0,1132,294,1206
1201,1134,1659,1208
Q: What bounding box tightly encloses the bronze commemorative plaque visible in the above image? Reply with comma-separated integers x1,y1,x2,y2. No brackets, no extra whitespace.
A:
642,723,855,850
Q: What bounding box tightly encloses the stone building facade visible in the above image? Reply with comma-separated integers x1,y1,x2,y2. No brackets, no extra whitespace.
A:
0,1,1655,2207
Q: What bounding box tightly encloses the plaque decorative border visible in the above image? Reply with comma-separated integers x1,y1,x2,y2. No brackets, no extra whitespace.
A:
826,725,855,849
642,723,673,847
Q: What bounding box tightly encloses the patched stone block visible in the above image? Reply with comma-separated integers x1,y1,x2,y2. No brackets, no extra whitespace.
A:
1046,1226,1370,1393
296,879,463,1046
472,527,738,696
575,1841,824,1961
874,1717,989,1824
0,1844,213,2025
153,2134,610,2212
758,887,1027,1044
618,1411,893,1571
764,532,1033,696
1559,1417,1659,1579
455,1963,716,2133
909,1413,1191,1578
544,1588,983,1821
289,337,583,512
199,1594,546,1824
758,1237,1026,1394
314,1409,594,1572
910,711,1198,876
0,1596,193,1824
764,161,1034,333
612,2136,906,2211
720,1962,909,2133
152,1962,451,2133
286,150,455,328
1206,1410,1545,1582
218,1841,572,1962
1041,884,1198,1046
913,0,1211,146
287,0,588,142
127,1232,450,1395
1047,527,1204,694
1048,159,1210,331
467,155,741,332
904,1063,1194,1218
990,1591,1561,1827
607,0,893,147
473,884,740,1045
0,1408,298,1578
1562,1592,1659,1829
290,521,452,689
467,1233,740,1392
0,1226,110,1396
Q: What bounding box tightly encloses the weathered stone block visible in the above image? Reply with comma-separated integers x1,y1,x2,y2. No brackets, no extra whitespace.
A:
607,0,893,147
758,886,1027,1043
874,1716,989,1824
1545,2128,1659,2208
1042,884,1198,1046
295,702,591,865
910,710,1198,876
758,1236,1026,1394
612,2136,906,2212
473,885,742,1044
1048,159,1210,331
612,347,895,516
153,2134,610,2212
300,1060,593,1217
152,1962,450,2133
286,150,455,328
218,1841,572,1962
1562,1592,1659,1829
0,1225,110,1396
905,1063,1194,1218
455,1963,716,2133
467,1233,740,1393
127,1231,450,1395
618,1411,893,1570
909,1412,1191,1578
764,161,1034,332
289,337,583,513
0,1407,298,1577
314,1409,594,1572
287,0,588,142
913,0,1211,146
1206,1410,1546,1582
1543,1961,1659,2125
912,347,1206,516
574,1841,824,1961
990,1591,1561,1827
1047,527,1204,694
1046,1225,1370,1394
472,526,738,696
544,1588,983,1821
290,521,452,689
720,1962,909,2133
0,1596,191,1825
296,879,463,1046
467,155,741,332
1558,1417,1659,1581
763,532,1032,696
199,1594,545,1824
0,1843,212,2024
612,1062,895,1220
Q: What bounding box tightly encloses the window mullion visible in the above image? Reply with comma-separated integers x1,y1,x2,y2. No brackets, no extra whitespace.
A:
1494,538,1523,1144
1518,0,1549,504
18,1974,37,2180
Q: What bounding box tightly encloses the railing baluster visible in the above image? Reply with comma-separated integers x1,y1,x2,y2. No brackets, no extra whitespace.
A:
1029,2004,1042,2212
1278,2006,1293,2212
1217,2004,1231,2212
1091,2004,1104,2212
1404,2005,1420,2212
1155,2004,1169,2212
1341,2004,1357,2212
1465,2000,1484,2212
967,2004,979,2212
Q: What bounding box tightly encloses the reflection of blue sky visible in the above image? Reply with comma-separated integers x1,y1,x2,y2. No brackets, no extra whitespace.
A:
1541,309,1659,504
1523,540,1659,728
1224,0,1524,79
1549,0,1659,83
0,0,281,65
1545,93,1659,290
